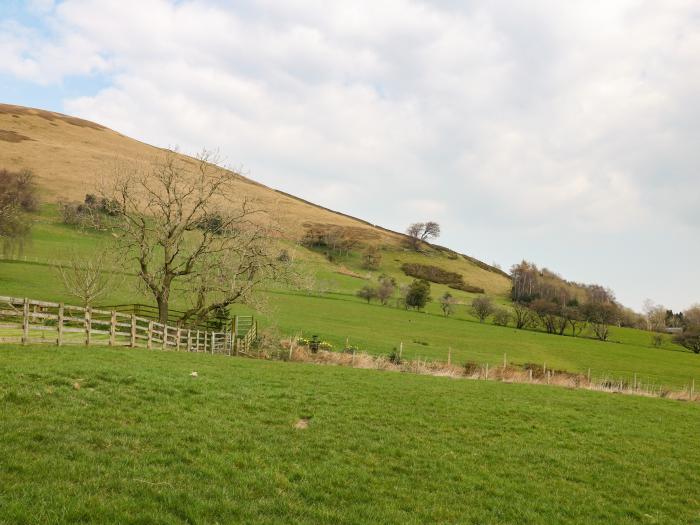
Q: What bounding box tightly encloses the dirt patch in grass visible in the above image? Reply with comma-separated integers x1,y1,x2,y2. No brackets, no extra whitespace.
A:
0,130,33,143
294,417,311,429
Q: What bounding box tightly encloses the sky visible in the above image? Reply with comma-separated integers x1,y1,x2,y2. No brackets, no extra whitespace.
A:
1,0,699,311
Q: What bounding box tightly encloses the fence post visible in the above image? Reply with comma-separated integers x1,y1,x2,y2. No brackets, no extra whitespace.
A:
187,330,192,352
57,303,64,346
22,297,29,345
162,325,168,350
211,332,216,354
85,306,92,347
203,331,208,353
130,314,136,347
227,332,231,356
109,311,116,346
176,328,181,352
147,321,153,349
234,315,239,337
196,330,200,352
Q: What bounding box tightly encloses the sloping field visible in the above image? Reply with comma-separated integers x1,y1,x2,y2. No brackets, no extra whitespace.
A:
0,103,510,296
1,345,699,524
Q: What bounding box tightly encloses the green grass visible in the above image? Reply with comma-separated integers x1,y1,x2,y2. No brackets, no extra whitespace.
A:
1,345,699,524
2,206,699,389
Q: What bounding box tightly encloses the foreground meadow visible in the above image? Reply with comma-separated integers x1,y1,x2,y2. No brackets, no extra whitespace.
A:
1,345,699,524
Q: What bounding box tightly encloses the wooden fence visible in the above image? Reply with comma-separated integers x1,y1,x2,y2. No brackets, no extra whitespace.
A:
0,296,257,355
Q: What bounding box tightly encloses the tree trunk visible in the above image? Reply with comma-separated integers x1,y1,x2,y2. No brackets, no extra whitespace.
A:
158,298,169,325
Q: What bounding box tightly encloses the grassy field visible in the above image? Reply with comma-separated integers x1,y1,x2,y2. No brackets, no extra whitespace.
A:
2,345,700,524
1,207,699,389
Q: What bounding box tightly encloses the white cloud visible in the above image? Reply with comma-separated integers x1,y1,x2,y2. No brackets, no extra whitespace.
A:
2,0,700,309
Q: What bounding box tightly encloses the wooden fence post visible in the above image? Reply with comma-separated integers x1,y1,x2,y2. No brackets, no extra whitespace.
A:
187,330,192,352
211,332,216,354
57,303,64,346
203,331,208,353
147,321,153,349
162,325,168,350
22,297,29,345
196,330,200,352
109,310,116,346
85,306,92,347
176,328,181,352
130,314,136,347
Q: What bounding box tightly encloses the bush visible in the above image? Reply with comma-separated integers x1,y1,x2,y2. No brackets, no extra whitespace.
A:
388,349,403,364
674,331,700,354
471,296,493,323
492,308,511,327
463,361,480,375
401,263,462,286
404,279,431,310
448,283,485,294
356,285,378,303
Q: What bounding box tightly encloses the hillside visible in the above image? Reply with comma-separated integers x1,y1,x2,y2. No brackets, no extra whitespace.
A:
0,103,510,295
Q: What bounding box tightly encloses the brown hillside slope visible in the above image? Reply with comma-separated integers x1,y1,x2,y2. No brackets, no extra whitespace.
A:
0,103,510,293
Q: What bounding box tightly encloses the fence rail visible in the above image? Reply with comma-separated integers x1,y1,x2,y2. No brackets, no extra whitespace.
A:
0,296,256,356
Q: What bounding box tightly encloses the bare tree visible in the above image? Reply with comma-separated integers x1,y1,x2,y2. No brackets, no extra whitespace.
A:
376,276,396,305
471,296,493,323
583,302,619,341
439,291,456,317
356,285,378,303
512,302,534,330
405,221,441,250
684,304,700,330
101,149,287,324
57,248,117,307
643,299,667,332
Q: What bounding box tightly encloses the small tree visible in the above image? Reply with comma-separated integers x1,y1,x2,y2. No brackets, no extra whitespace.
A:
57,248,117,307
439,291,456,317
404,279,431,310
471,296,493,323
376,275,396,305
674,331,700,354
356,285,378,304
405,221,440,250
361,246,382,271
684,304,700,331
492,308,511,327
512,302,533,330
582,302,619,341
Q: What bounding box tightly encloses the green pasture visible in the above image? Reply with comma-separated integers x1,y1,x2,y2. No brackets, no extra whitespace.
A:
1,345,699,524
1,207,698,389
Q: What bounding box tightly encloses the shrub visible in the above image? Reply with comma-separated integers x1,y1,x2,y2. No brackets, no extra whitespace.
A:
471,296,493,323
404,279,431,310
448,283,485,294
674,331,700,354
356,285,378,303
319,341,333,351
463,361,480,375
401,263,462,286
388,349,403,364
492,308,511,327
